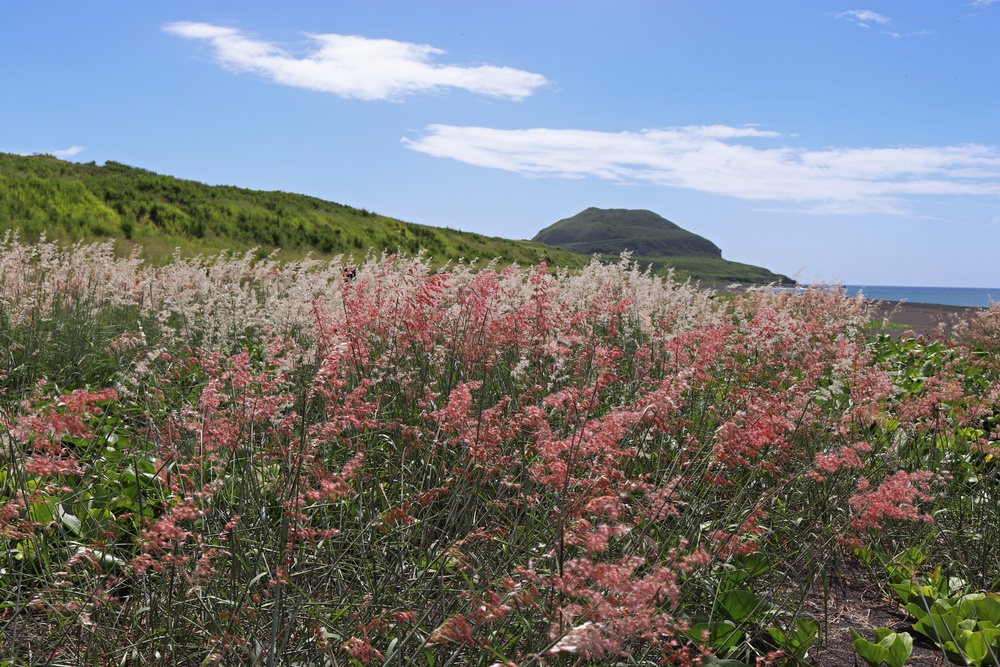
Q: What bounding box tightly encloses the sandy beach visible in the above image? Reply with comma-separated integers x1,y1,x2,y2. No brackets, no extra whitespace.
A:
875,300,983,339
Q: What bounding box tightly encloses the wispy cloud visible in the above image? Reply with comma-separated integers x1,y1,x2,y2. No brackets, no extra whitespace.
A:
836,9,892,27
51,146,85,159
971,0,999,7
403,124,1000,215
17,146,85,159
163,22,548,101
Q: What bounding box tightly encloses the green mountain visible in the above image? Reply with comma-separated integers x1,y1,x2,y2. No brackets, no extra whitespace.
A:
533,207,793,284
0,152,585,269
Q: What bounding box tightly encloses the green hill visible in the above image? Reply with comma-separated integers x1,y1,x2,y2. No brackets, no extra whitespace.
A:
0,154,792,283
0,152,585,269
533,207,722,258
533,207,793,284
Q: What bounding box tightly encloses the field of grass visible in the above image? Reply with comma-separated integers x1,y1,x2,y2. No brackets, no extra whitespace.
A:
592,254,795,285
2,236,1000,666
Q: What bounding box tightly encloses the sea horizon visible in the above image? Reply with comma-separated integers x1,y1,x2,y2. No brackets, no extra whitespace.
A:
826,285,998,308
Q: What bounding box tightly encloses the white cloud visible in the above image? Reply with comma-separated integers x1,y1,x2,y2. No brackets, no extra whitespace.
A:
971,0,999,7
163,22,548,101
403,125,1000,215
51,146,84,159
836,9,892,27
17,146,85,159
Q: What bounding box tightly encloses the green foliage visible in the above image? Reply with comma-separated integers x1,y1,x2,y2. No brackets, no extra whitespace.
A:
906,593,1000,666
680,554,817,665
767,619,820,664
632,254,794,285
872,335,1000,591
849,627,913,667
884,557,1000,666
2,416,167,571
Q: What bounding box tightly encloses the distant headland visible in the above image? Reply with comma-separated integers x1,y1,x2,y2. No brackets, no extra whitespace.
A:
533,207,794,285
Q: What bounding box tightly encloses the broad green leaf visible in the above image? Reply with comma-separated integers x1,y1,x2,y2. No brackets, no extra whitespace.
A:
977,623,1000,646
768,619,817,660
87,507,115,523
904,602,930,623
884,631,913,667
958,593,987,617
29,499,55,526
873,627,895,643
719,590,771,623
931,597,956,614
972,597,1000,626
913,610,959,645
891,582,918,605
957,631,989,666
947,577,969,595
56,504,82,535
110,494,136,510
89,484,112,504
688,621,742,654
850,628,888,667
737,552,771,577
718,567,750,588
941,640,965,665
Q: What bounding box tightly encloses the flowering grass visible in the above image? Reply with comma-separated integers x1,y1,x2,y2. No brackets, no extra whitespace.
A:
1,234,999,666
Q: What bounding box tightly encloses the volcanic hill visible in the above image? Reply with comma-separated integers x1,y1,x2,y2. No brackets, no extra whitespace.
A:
533,207,793,285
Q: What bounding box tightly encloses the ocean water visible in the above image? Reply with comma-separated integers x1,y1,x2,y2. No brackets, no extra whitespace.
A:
835,285,999,308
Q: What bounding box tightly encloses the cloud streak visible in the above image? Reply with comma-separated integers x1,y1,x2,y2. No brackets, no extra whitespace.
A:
403,125,1000,215
836,9,892,27
164,22,548,101
51,146,84,159
17,146,85,159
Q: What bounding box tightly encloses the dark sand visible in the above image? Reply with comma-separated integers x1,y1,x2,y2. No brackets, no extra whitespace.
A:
706,285,986,340
874,300,982,339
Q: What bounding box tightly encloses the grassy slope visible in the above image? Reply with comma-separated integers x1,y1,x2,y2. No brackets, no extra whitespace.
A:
1,154,790,283
625,254,795,285
533,207,794,285
0,152,585,269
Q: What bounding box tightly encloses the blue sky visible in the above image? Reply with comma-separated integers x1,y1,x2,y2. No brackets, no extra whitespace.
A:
3,1,1000,287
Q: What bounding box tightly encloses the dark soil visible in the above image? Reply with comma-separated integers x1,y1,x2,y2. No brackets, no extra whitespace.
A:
804,560,952,666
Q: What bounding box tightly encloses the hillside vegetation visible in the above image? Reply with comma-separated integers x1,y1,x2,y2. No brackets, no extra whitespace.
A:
534,207,794,284
0,152,585,269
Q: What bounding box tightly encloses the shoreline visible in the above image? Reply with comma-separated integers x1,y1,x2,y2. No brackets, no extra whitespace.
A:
706,285,988,339
874,300,983,339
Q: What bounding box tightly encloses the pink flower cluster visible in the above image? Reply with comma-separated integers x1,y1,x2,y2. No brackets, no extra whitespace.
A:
4,242,995,665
